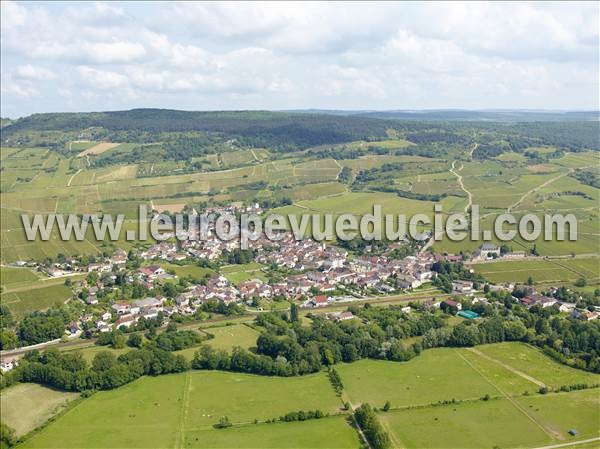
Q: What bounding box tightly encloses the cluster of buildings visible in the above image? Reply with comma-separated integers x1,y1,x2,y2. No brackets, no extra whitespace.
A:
6,204,596,351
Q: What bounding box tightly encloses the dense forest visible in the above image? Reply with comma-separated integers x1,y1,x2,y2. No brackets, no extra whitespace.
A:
2,109,598,159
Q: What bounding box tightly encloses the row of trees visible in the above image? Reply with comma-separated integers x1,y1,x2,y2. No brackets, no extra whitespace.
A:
14,345,189,392
354,403,391,449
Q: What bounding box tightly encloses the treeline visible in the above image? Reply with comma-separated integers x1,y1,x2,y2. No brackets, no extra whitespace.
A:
368,185,448,202
14,345,188,392
354,403,391,449
2,109,394,152
571,168,599,189
472,122,599,160
405,130,469,146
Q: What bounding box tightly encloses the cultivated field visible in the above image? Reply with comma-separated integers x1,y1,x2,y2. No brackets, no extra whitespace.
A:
77,142,120,157
0,281,76,316
472,257,600,284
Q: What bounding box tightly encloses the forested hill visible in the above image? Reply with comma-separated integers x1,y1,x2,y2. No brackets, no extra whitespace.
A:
2,109,598,154
1,109,397,150
348,110,600,122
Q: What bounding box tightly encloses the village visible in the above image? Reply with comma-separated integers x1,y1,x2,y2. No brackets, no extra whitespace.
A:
1,205,596,369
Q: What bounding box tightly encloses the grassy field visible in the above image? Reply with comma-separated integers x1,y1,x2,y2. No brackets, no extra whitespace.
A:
21,370,345,449
517,390,600,440
174,323,260,360
184,417,359,448
184,371,341,427
381,389,600,448
474,342,600,389
342,343,600,448
220,263,266,284
205,324,260,351
380,398,551,449
1,384,79,437
379,392,598,449
157,262,215,280
337,348,536,408
15,342,600,449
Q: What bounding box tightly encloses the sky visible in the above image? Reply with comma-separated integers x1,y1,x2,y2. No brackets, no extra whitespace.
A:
1,1,598,118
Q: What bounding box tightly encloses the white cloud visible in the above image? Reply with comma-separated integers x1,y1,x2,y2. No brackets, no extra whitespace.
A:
77,66,129,90
15,64,56,81
0,1,597,117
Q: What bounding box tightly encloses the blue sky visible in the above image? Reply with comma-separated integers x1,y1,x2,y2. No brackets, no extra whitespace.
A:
1,1,598,117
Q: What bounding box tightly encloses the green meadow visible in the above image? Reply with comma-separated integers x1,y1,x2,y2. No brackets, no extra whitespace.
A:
20,370,345,449
474,342,600,389
184,417,360,449
14,342,600,449
220,263,266,284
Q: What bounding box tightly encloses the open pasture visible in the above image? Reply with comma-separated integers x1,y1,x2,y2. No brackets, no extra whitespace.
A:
21,373,186,449
174,324,259,360
21,370,344,449
184,371,340,428
381,398,551,449
59,344,131,363
220,263,266,284
474,343,600,389
337,343,600,409
204,324,260,351
516,389,600,441
0,383,79,438
184,417,359,449
337,348,517,408
554,151,600,169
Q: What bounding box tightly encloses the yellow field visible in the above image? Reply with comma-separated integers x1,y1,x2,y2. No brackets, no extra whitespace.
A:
77,142,120,157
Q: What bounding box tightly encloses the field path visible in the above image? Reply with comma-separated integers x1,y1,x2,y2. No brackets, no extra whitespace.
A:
468,142,478,159
507,169,571,213
420,149,475,255
332,158,343,180
465,347,547,388
530,437,600,449
455,350,558,440
67,169,82,187
250,148,259,161
176,371,192,449
449,160,472,213
346,401,373,449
